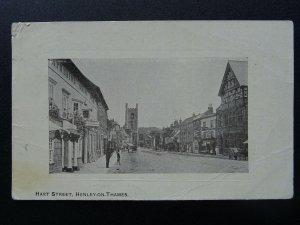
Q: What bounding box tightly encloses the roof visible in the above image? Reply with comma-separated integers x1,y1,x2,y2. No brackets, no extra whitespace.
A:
228,60,248,86
193,113,202,121
62,59,109,110
182,115,197,124
218,60,248,96
200,112,216,120
193,110,215,121
172,129,180,138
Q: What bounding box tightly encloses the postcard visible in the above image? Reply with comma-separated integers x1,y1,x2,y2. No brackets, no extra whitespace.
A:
12,21,293,200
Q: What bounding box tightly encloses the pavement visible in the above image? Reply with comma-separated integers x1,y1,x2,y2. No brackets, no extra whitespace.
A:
76,151,118,174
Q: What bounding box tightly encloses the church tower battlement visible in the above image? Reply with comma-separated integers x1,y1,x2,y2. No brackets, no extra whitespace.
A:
125,103,139,145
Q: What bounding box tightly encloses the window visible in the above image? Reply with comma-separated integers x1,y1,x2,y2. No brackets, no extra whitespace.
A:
83,110,89,118
224,113,228,127
131,113,134,119
229,112,236,127
202,121,206,128
244,87,248,97
73,102,79,112
59,63,63,72
49,139,54,164
237,109,243,123
210,120,214,128
207,132,211,138
49,83,54,100
62,91,69,118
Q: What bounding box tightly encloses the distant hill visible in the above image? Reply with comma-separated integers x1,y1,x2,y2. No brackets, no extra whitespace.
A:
138,127,161,134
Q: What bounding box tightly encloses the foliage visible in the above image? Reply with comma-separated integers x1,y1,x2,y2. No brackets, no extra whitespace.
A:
49,100,60,119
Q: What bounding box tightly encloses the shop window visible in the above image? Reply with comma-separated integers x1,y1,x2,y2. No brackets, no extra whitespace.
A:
49,139,54,164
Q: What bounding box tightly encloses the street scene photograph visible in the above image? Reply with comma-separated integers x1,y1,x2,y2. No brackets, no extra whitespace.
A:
48,57,248,174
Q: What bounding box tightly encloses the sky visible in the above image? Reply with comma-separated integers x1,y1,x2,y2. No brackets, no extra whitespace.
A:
72,58,234,128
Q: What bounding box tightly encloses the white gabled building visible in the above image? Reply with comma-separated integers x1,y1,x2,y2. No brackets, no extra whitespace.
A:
48,59,109,173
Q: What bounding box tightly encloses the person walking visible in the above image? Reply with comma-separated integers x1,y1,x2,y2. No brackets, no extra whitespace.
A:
106,141,112,168
117,149,121,165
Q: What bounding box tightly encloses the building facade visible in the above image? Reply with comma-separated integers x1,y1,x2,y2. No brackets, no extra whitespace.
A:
199,111,216,153
180,114,196,153
192,114,202,153
215,60,248,155
125,103,138,145
108,119,123,149
48,59,109,173
193,104,216,154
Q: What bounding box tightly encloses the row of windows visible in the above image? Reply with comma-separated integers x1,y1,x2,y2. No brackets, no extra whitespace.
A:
51,60,96,104
202,131,215,139
217,109,247,127
50,86,91,120
194,119,215,129
52,60,78,85
221,88,248,104
202,120,215,128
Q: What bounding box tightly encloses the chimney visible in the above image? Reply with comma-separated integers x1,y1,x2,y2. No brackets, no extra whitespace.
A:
125,103,128,128
208,104,213,114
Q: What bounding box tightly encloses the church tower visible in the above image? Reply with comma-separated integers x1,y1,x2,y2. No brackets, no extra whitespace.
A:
125,103,139,145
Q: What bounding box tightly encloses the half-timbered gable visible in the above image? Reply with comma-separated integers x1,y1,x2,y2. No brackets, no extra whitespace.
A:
216,60,248,155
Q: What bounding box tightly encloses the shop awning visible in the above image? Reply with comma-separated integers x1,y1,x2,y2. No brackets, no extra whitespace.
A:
49,120,63,131
243,140,248,144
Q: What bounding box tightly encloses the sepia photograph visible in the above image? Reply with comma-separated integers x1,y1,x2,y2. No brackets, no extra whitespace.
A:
48,58,248,174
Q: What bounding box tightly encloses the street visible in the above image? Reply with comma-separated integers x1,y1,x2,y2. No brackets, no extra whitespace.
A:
106,147,248,173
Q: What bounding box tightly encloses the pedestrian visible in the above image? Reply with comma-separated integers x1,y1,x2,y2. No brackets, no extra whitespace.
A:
106,141,112,168
117,149,121,165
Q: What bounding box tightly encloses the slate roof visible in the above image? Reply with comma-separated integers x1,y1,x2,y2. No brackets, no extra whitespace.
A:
63,59,109,110
182,115,197,125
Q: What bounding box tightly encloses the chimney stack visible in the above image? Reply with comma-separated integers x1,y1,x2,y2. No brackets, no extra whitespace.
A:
208,104,213,114
125,103,128,128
